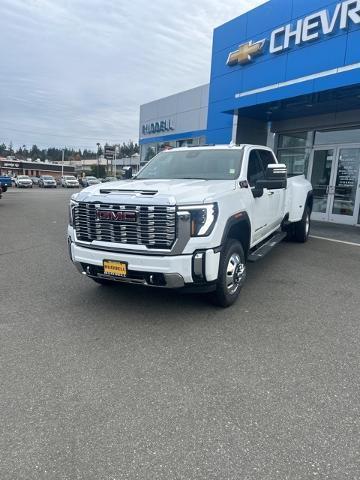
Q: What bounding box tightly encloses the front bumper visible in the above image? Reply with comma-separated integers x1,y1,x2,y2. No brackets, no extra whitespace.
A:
68,237,220,289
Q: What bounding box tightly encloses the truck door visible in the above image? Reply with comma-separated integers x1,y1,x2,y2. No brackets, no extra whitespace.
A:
247,149,271,243
258,149,285,230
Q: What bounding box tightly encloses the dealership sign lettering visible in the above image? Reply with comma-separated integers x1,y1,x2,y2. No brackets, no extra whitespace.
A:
227,0,360,66
3,162,20,168
142,119,175,136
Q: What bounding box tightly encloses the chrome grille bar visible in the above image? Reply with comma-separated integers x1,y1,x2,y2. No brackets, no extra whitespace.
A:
74,203,177,249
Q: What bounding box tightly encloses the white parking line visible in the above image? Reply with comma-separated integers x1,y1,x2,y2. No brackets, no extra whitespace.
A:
310,235,360,247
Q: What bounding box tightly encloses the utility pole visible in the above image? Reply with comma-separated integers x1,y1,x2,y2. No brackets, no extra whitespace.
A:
96,142,100,178
61,149,65,177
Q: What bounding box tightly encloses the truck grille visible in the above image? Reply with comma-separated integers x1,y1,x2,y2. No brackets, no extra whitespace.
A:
74,203,177,249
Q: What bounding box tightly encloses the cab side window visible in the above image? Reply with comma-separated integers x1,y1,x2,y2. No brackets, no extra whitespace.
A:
258,149,276,173
247,150,264,188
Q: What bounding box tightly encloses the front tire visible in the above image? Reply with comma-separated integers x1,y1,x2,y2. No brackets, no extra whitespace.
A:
286,206,311,243
213,240,246,308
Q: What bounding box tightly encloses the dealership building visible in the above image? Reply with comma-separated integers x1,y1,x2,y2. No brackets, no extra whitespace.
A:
139,0,360,226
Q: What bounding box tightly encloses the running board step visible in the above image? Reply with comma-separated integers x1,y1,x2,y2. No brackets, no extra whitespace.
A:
248,232,287,263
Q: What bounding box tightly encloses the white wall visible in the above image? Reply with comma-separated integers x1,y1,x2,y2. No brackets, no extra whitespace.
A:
139,84,209,141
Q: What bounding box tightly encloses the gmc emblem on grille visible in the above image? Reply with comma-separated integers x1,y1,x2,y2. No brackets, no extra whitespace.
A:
96,209,137,222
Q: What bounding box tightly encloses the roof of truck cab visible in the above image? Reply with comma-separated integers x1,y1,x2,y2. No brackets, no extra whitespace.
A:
164,144,273,152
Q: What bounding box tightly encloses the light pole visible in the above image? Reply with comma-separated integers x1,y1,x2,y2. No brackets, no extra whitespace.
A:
114,145,119,177
96,142,100,178
61,149,65,177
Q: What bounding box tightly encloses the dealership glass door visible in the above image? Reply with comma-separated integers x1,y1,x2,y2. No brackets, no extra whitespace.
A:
309,147,360,225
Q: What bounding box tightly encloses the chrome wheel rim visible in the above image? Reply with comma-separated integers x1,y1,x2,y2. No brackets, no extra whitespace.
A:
226,253,245,294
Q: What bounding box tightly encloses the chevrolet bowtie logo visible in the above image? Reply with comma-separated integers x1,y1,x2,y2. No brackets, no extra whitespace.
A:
227,39,266,66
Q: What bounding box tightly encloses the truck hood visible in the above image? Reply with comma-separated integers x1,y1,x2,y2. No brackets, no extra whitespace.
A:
77,178,236,205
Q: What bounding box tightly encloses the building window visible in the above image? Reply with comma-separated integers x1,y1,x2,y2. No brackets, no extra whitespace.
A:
314,128,360,145
177,139,193,147
141,145,157,164
140,137,206,165
277,132,309,176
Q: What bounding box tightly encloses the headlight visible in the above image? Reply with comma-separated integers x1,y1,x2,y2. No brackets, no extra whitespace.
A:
69,197,78,226
179,204,218,237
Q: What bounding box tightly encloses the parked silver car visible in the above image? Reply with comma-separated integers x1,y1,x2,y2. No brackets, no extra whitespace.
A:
39,175,57,188
81,176,101,187
31,176,40,186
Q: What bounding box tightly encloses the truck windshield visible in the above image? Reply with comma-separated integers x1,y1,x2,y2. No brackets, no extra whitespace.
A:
137,149,243,180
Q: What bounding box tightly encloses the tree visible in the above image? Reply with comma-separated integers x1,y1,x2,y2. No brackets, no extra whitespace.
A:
30,144,42,161
0,143,7,156
145,146,156,163
90,164,106,178
119,141,139,158
0,139,139,163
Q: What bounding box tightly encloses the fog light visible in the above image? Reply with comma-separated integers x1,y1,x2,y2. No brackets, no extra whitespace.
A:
192,252,205,281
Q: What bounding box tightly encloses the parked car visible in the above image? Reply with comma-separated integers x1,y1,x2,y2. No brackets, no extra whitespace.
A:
102,176,118,183
15,175,33,188
31,176,40,186
61,175,80,188
68,145,313,307
39,175,57,188
80,176,101,187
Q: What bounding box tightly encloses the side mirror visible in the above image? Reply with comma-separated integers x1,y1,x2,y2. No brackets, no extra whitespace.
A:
258,163,287,190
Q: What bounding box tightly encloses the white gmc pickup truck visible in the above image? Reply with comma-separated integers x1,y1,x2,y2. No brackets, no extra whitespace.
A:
68,145,313,307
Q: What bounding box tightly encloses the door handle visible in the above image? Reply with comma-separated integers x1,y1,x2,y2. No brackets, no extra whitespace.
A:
267,191,274,196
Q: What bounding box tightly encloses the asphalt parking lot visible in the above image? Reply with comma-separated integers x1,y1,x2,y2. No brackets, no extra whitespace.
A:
1,188,360,480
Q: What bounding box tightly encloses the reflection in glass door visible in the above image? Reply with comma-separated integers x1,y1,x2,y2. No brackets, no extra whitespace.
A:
309,147,360,225
310,149,334,220
331,148,360,225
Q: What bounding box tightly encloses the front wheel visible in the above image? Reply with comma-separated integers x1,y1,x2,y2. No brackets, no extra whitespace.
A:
286,206,311,243
213,240,246,308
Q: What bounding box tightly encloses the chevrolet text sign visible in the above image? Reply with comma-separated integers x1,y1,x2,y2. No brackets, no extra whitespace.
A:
227,0,360,66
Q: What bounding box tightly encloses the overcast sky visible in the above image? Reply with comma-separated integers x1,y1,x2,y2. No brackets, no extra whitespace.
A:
1,0,265,150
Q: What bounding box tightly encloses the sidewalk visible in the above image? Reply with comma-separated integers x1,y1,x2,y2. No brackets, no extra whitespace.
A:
311,221,360,245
